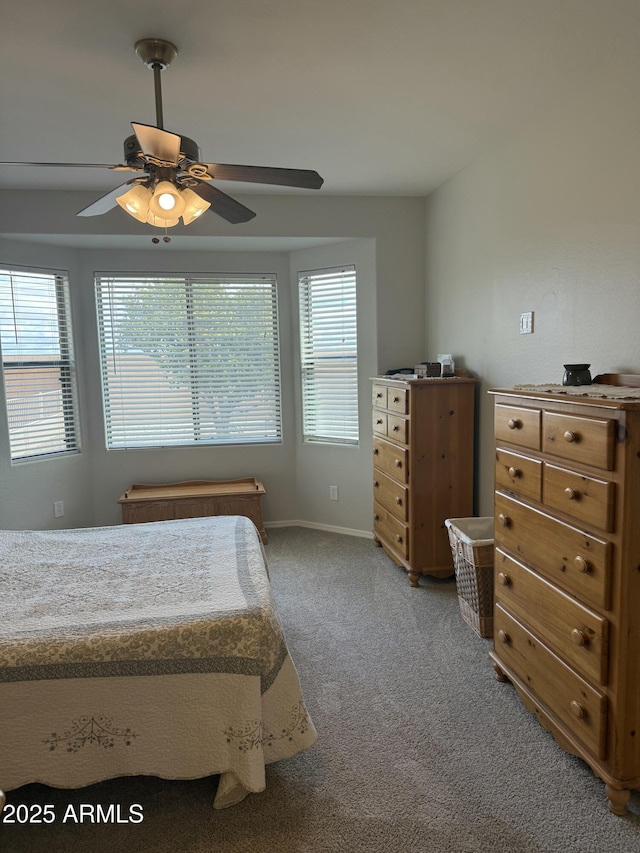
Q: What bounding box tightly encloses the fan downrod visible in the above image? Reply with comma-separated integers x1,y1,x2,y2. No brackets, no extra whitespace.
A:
134,38,177,130
134,38,178,70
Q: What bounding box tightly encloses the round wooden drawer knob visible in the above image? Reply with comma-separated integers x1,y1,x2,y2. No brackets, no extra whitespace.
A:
571,628,587,646
373,448,379,455
497,629,510,644
498,513,511,528
374,513,380,521
392,425,399,432
507,418,522,430
392,396,400,403
564,487,578,500
395,534,403,544
376,418,384,425
574,555,589,573
395,497,402,505
563,430,577,443
497,572,510,586
373,480,379,488
570,700,585,719
507,466,520,478
395,459,402,468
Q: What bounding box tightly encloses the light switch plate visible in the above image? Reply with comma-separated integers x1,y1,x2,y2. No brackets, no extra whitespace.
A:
520,312,534,334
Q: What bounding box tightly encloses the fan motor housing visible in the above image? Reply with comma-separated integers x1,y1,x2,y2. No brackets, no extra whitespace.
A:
123,134,200,166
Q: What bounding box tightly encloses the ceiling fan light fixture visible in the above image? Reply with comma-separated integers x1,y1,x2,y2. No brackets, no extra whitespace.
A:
115,184,152,223
12,38,323,229
146,211,180,228
180,188,211,224
149,180,185,217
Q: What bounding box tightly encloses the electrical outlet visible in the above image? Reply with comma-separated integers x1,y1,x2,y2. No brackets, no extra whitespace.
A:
520,311,534,334
329,485,339,501
53,500,65,518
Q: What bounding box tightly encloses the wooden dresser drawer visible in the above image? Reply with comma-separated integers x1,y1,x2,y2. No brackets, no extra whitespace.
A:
374,501,409,558
373,437,409,484
543,463,615,532
495,493,612,610
373,469,408,521
542,411,615,471
494,605,607,759
495,549,608,686
387,414,409,444
373,411,388,436
372,411,408,444
372,384,388,408
495,404,541,450
387,386,409,414
495,448,542,502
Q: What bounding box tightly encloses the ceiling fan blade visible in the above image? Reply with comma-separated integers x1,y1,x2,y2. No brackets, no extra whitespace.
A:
192,182,256,224
76,179,144,217
202,163,324,190
132,122,181,166
0,161,137,170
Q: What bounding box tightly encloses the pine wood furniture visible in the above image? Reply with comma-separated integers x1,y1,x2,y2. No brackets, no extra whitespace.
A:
371,375,475,586
489,378,640,814
118,477,267,543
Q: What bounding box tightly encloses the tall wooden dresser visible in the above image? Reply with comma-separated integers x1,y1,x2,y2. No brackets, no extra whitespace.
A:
371,375,475,586
489,378,640,814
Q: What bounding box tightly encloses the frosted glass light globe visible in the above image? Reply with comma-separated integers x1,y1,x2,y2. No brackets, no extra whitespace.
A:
149,181,185,218
158,192,176,211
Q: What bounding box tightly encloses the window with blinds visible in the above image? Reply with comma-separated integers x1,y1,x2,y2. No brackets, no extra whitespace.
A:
95,273,282,448
298,265,358,445
0,268,80,462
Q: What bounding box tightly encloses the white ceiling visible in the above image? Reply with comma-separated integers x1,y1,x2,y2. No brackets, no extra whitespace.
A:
1,0,638,203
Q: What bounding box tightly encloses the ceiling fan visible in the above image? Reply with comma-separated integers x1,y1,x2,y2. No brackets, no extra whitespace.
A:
0,38,324,234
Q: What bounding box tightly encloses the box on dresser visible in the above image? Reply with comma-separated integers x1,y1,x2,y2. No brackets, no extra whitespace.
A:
371,373,476,586
489,375,640,815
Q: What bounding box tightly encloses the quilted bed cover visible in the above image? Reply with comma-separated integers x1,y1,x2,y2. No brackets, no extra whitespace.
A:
0,515,316,808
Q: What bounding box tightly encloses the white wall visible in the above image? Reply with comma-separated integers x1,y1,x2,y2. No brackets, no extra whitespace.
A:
4,47,639,535
424,49,640,515
0,194,426,532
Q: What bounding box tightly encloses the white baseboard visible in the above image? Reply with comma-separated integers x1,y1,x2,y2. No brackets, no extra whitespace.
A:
264,520,373,539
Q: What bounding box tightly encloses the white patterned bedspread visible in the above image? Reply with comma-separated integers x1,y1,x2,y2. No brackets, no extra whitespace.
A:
0,515,317,808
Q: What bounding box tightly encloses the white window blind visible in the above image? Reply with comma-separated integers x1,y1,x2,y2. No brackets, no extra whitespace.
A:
0,268,80,461
95,273,282,448
298,265,358,445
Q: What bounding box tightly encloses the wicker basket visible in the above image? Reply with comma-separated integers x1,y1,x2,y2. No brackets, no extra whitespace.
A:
445,517,495,639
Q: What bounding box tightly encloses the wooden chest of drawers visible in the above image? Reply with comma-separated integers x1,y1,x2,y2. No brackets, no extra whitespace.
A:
371,376,475,586
490,385,640,814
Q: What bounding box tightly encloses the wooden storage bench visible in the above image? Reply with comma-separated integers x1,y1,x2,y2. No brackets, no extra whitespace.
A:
118,477,267,543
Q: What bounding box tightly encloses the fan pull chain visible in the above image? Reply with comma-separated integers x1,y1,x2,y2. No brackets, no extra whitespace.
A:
151,227,171,245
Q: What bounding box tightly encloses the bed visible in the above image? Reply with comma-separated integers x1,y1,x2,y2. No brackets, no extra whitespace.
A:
0,514,317,808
